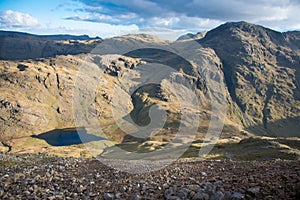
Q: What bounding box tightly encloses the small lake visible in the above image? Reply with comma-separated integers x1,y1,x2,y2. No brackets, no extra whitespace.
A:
32,128,105,146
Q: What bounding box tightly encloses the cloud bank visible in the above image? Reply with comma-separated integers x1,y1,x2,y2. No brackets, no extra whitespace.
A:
0,10,39,28
1,1,299,40
67,0,300,32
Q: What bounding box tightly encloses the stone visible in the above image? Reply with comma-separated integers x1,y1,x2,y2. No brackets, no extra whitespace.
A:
89,193,97,197
192,192,209,200
115,193,122,199
28,187,34,192
185,184,200,191
210,191,224,200
165,188,174,198
119,186,127,192
168,196,181,200
104,193,115,200
214,181,223,189
47,196,56,200
231,192,245,200
247,187,260,196
177,190,188,199
223,191,232,200
131,194,142,200
201,172,207,176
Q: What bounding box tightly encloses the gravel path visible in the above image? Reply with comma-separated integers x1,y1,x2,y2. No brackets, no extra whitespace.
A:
0,153,299,199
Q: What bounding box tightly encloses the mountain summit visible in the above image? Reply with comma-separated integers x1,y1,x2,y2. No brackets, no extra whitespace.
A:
199,21,300,136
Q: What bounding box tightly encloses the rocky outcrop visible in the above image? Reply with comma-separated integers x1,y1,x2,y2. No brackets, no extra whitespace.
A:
0,55,149,140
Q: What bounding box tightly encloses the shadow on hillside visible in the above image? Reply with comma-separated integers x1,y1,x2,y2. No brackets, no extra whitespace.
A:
245,116,300,137
32,127,105,146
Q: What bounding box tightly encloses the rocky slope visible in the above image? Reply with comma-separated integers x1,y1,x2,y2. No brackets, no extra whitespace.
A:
0,54,145,140
200,21,300,137
0,153,299,199
0,32,224,137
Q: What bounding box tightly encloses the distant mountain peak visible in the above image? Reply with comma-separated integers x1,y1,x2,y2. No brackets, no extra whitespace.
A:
177,31,207,41
206,21,292,42
40,34,101,41
112,33,169,44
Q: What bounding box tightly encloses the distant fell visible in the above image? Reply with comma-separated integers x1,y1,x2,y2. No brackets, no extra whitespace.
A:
0,30,102,60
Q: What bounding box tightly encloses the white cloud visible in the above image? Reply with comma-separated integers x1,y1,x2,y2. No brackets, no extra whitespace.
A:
138,27,189,40
0,10,39,28
74,0,300,32
145,15,222,31
65,12,138,25
27,20,139,39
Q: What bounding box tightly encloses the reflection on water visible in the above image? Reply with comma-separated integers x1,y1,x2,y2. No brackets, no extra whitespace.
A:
32,127,105,146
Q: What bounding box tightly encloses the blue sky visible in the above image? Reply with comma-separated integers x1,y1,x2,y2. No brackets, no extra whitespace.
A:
0,0,300,40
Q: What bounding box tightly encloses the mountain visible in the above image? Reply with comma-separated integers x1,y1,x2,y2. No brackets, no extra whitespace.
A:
0,31,100,40
199,21,300,136
177,31,207,41
0,31,102,60
39,34,100,41
0,22,299,159
0,34,217,140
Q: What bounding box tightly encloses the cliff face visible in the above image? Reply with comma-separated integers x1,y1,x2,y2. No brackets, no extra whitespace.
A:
200,21,300,136
0,56,79,139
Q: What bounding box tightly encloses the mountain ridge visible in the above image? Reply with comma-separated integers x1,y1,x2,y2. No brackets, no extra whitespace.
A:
0,21,299,158
0,30,102,60
0,30,100,40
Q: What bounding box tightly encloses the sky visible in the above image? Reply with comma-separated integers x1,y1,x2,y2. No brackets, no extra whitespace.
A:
0,0,300,40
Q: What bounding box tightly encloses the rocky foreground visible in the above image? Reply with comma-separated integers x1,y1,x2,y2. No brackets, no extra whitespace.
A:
0,153,299,200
